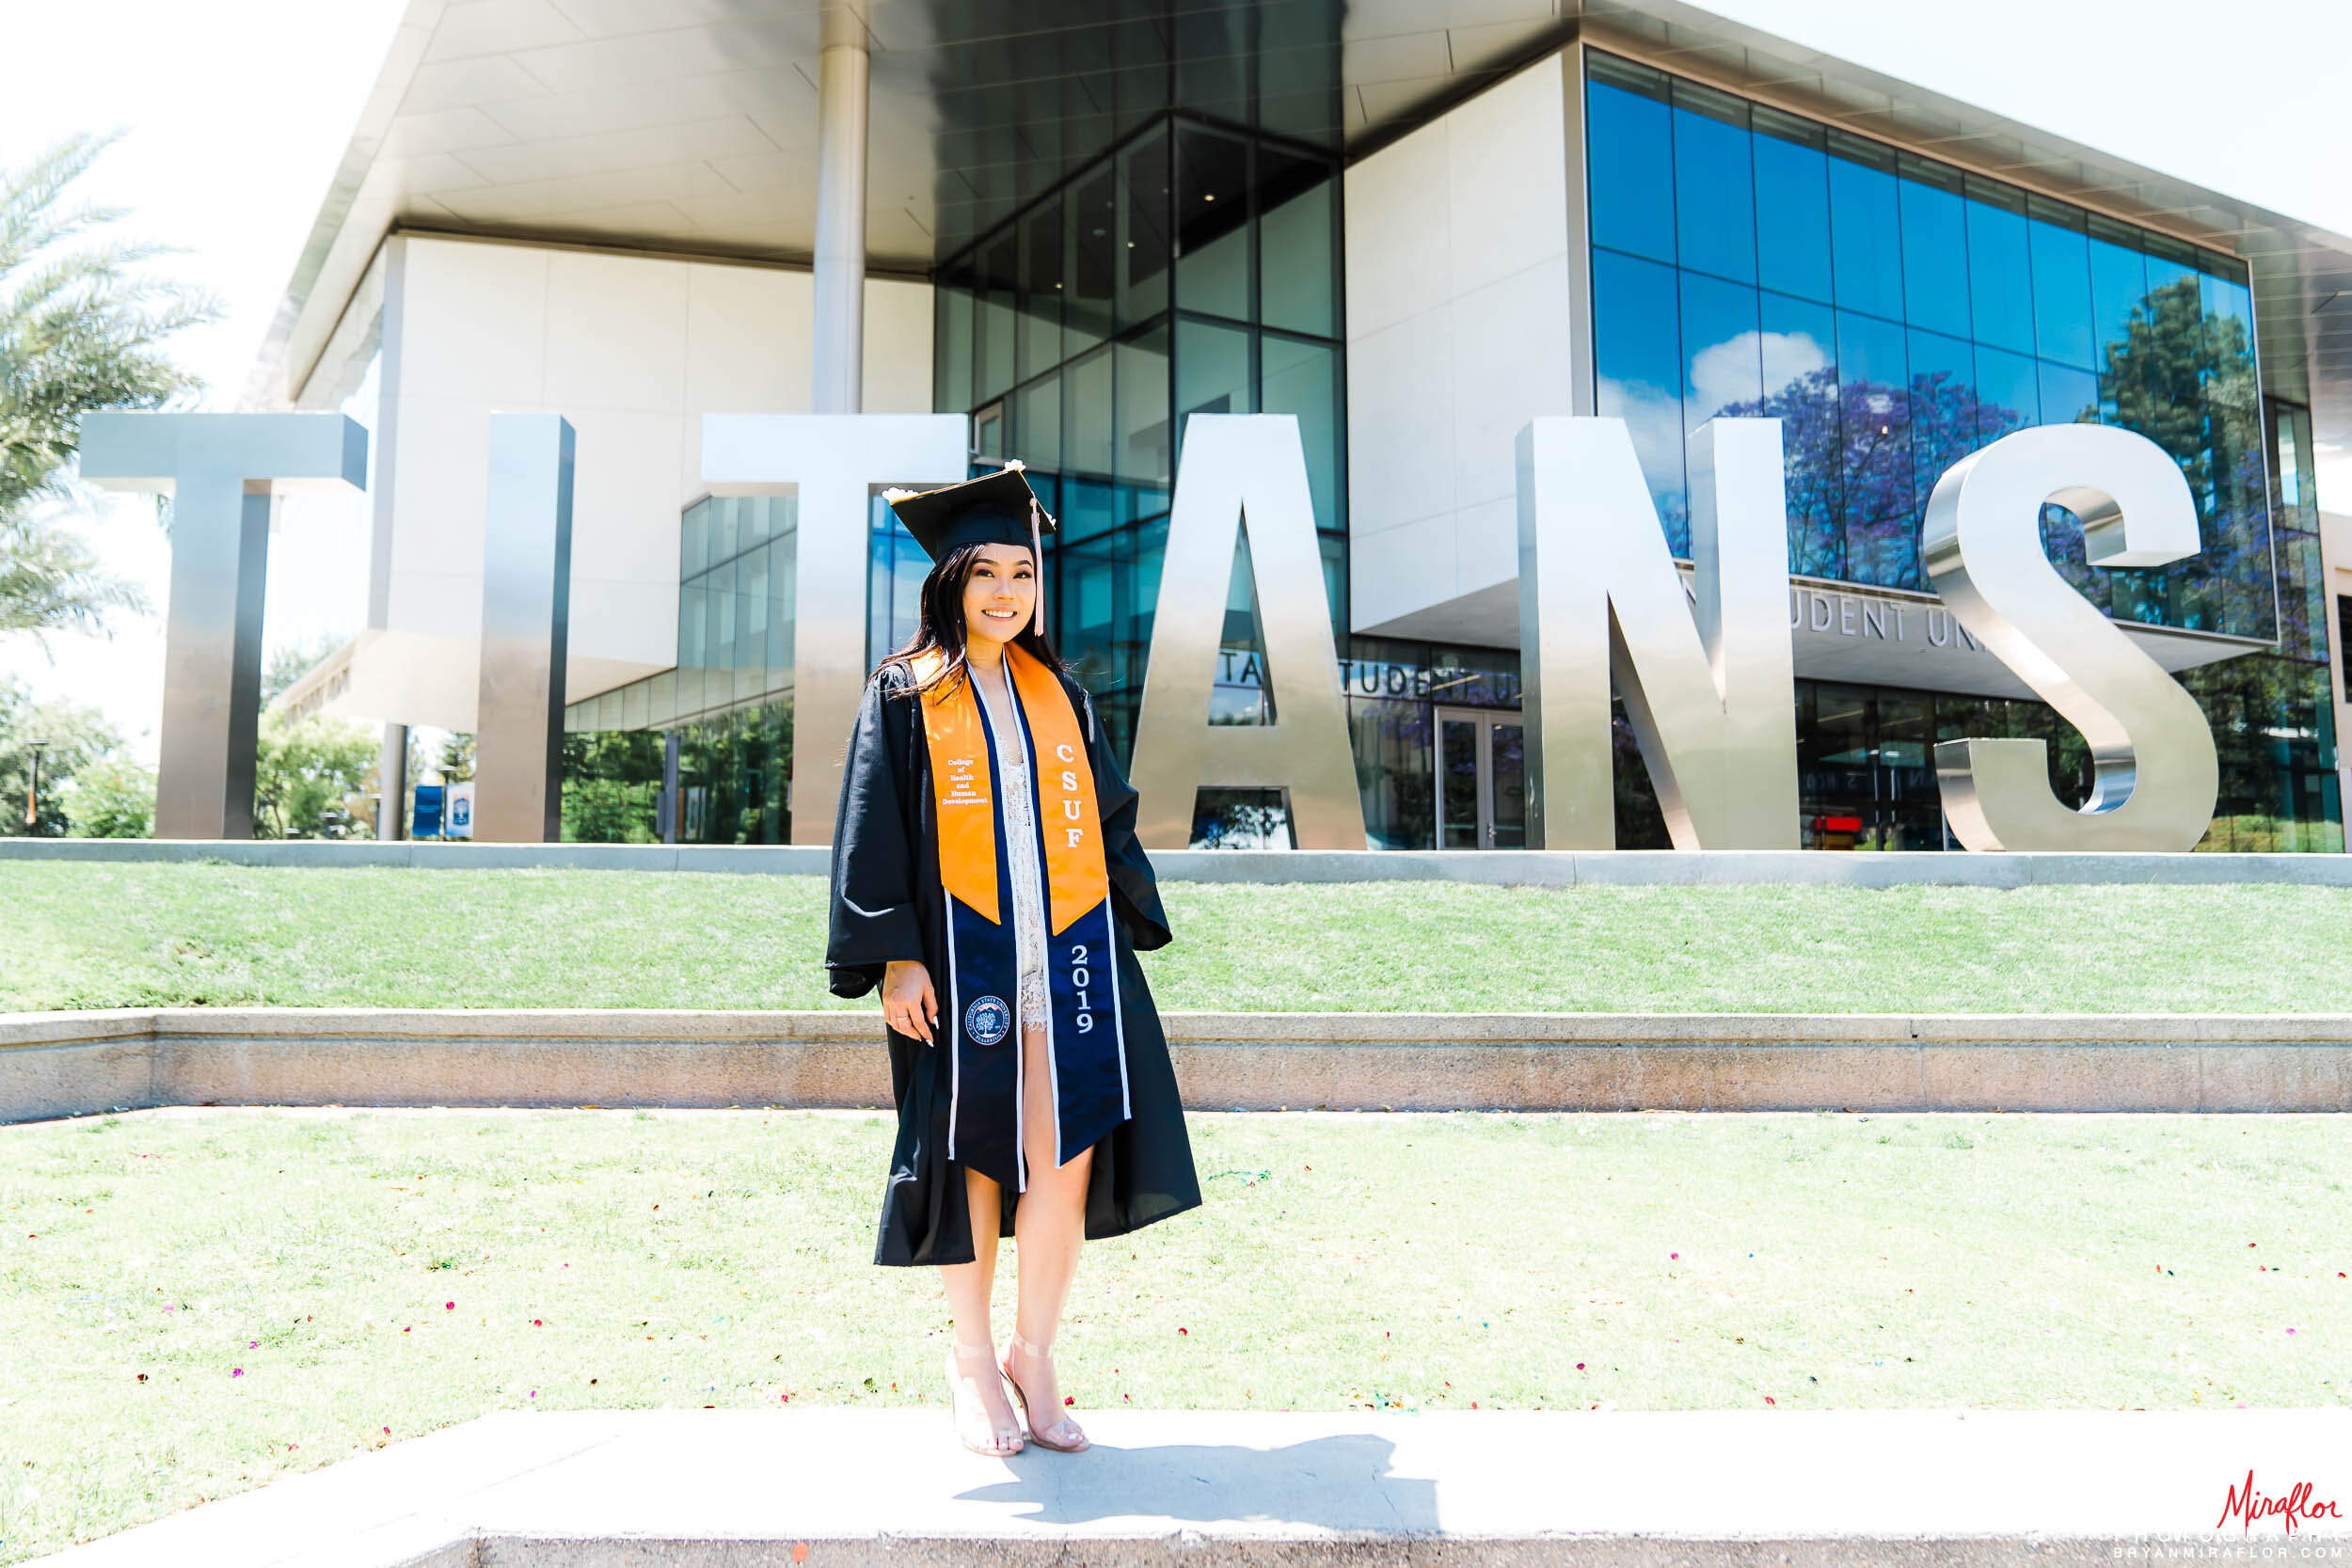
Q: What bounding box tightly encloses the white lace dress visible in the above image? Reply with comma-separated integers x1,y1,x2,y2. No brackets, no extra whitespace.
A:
972,660,1051,1026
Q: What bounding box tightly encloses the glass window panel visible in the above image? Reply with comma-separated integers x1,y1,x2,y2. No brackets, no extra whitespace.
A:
2275,399,2317,524
1263,333,1342,536
679,500,709,578
2028,218,2095,370
735,552,760,672
935,280,974,413
1115,325,1171,487
1175,125,1250,321
1059,473,1118,545
1016,372,1061,472
678,582,707,669
1585,73,1677,265
2088,237,2147,405
1065,346,1113,476
769,529,792,673
1318,528,1344,636
1896,165,1970,340
1176,318,1254,430
2039,360,2098,425
1258,149,1335,338
1680,270,1761,427
1117,129,1170,330
977,231,1019,403
1760,292,1840,578
1018,197,1063,383
889,516,929,661
1670,82,1755,285
2203,272,2258,405
741,494,771,549
1351,696,1435,851
1827,145,1903,321
1066,166,1117,363
1834,309,1914,587
1488,719,1526,847
745,542,770,662
1257,22,1341,144
1964,183,2033,355
1907,326,1975,523
1438,717,1480,847
710,496,739,567
1753,109,1832,302
1592,247,1687,544
709,560,736,671
865,521,889,671
1974,344,2039,439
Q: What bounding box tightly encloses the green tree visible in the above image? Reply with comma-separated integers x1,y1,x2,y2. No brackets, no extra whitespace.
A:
435,730,475,782
0,132,216,648
0,673,128,836
253,706,378,840
260,631,346,710
66,753,153,837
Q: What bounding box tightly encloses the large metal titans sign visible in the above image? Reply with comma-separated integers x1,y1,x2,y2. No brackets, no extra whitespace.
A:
1123,413,2219,854
96,408,2223,853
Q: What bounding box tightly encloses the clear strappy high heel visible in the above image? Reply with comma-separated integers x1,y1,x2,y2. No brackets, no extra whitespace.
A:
944,1337,1024,1456
999,1329,1089,1452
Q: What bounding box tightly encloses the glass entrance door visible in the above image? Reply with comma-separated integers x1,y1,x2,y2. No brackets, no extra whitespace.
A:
1435,706,1527,848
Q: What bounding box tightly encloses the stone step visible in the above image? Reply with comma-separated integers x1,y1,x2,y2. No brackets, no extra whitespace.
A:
24,1407,2351,1565
4,1008,2350,1123
8,836,2352,888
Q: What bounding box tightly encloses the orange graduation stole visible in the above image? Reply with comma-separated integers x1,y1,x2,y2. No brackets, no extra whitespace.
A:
909,641,1130,1193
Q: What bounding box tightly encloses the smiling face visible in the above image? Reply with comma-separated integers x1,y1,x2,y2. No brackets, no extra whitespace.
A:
961,541,1036,650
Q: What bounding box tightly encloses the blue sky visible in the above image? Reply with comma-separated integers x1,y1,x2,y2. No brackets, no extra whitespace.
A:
0,0,2344,765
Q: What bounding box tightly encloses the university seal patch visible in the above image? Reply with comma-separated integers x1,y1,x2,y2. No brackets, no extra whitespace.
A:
963,994,1011,1047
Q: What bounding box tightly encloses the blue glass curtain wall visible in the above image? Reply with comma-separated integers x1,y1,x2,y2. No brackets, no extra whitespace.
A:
922,113,1348,772
1584,52,2273,641
1585,49,2337,851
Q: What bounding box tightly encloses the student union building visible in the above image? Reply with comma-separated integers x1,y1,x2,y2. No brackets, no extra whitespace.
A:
262,0,2352,854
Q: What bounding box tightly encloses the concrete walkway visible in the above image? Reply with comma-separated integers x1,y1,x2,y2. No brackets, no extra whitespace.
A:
4,1007,2351,1123
25,1407,2351,1565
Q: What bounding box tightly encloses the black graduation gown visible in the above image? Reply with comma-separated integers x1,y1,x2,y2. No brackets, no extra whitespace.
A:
824,656,1204,1266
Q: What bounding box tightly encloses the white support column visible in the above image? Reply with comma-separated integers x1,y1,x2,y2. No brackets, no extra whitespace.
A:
811,1,870,415
473,412,578,845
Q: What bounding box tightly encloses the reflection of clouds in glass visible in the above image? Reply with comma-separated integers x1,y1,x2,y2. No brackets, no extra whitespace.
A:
1686,328,1830,420
1596,375,1686,490
1756,331,1829,400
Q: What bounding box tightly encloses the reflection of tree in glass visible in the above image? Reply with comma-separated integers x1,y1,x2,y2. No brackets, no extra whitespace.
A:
1716,368,2020,589
2087,277,2270,642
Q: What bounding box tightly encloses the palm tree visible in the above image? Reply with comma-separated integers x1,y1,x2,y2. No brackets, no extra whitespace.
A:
0,131,217,650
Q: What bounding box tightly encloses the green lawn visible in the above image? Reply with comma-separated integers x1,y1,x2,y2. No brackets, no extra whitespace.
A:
6,863,2352,1014
0,1106,2343,1560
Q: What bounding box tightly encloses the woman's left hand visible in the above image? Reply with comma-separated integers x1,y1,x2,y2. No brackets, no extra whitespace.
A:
882,958,939,1045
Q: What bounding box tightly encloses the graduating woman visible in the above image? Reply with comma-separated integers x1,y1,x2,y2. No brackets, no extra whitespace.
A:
824,464,1203,1458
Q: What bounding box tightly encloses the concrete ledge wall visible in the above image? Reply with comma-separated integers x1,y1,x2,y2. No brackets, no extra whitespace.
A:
5,839,2352,885
5,1008,2347,1123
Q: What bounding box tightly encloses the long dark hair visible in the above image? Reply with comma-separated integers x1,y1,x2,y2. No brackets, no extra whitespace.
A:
868,541,1069,703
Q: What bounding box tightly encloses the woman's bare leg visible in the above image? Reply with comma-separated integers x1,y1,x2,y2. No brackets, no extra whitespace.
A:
1007,1019,1092,1439
941,1165,1018,1443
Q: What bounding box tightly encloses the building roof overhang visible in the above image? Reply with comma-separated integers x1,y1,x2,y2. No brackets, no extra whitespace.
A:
252,0,2352,464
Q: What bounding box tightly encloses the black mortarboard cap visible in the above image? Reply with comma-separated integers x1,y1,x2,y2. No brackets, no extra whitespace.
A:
883,463,1057,564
